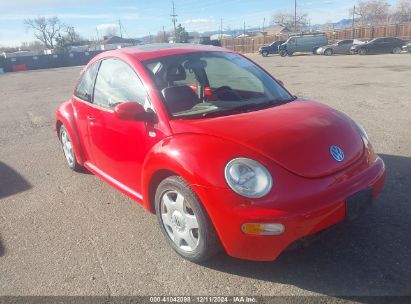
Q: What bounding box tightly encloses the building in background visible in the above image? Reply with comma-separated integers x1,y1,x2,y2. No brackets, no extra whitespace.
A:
95,36,142,51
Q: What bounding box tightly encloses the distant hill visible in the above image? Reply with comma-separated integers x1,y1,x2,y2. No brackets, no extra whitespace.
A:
137,19,356,41
312,18,355,31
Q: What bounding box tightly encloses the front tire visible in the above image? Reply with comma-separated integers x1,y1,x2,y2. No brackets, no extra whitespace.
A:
155,176,221,263
261,50,269,57
59,125,82,171
324,48,333,56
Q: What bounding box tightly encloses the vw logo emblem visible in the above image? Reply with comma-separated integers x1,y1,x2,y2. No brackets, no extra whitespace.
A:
329,145,344,162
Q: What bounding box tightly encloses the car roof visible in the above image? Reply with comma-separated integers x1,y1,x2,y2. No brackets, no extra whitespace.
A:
104,43,232,62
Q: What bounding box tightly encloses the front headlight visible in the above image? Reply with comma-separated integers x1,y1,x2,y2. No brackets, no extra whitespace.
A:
225,158,273,198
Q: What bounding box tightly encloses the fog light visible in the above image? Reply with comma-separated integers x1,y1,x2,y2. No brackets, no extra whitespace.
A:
241,223,285,235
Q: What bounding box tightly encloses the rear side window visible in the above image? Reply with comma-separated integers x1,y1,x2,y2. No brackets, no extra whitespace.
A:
74,62,99,102
340,40,352,45
93,58,148,108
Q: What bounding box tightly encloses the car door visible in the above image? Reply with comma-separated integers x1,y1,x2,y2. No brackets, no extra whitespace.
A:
288,37,297,53
378,38,390,53
87,58,155,195
71,61,100,161
339,40,353,54
372,39,385,54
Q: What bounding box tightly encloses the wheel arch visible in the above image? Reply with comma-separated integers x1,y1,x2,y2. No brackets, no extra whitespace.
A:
55,101,86,165
146,168,179,213
140,134,246,214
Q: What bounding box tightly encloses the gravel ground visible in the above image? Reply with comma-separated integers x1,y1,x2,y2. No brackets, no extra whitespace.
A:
0,53,410,300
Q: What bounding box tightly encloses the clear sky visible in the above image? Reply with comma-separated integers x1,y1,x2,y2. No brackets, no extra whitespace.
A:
0,0,398,46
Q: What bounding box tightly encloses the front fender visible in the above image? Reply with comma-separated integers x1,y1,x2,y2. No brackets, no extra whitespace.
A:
141,133,263,212
55,101,85,165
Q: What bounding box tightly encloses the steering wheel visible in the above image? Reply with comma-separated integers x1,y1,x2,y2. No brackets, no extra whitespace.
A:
213,86,242,101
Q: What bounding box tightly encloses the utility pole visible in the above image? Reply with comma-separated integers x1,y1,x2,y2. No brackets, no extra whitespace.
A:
171,1,178,40
163,26,166,43
262,17,265,44
294,0,297,33
118,19,123,38
96,28,100,41
220,18,223,41
352,5,355,39
243,21,246,53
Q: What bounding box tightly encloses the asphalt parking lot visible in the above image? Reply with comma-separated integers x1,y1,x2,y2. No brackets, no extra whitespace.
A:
0,53,410,298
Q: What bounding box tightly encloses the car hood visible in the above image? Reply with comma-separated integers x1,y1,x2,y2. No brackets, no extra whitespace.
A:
169,100,364,178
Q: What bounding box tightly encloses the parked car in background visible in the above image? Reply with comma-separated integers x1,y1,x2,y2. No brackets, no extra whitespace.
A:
316,39,365,56
403,42,411,53
278,33,328,57
350,37,405,55
259,40,286,57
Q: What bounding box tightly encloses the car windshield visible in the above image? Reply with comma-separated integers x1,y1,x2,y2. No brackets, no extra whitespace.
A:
143,51,294,119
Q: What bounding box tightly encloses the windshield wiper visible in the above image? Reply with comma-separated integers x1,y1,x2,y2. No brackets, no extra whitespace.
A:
175,97,296,119
200,98,294,118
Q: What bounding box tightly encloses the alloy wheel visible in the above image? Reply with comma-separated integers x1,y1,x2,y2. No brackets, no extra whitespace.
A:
60,128,75,167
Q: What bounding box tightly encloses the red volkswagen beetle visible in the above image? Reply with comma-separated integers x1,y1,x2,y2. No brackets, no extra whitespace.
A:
56,44,385,262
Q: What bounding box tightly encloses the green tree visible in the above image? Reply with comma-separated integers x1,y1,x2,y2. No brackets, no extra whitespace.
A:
175,24,189,43
54,34,69,54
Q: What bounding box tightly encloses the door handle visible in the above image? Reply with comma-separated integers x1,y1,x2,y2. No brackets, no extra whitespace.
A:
87,115,96,122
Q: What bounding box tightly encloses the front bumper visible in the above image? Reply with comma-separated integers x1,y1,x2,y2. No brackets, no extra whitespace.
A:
192,156,385,261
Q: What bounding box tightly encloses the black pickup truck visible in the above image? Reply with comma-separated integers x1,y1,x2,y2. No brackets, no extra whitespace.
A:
258,40,286,57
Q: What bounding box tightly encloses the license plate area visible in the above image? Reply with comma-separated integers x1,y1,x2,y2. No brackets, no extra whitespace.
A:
346,188,373,221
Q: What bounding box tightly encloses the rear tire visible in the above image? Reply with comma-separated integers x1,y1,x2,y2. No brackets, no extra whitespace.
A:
59,125,82,172
279,50,288,57
324,48,333,56
392,47,401,54
155,176,221,263
262,51,269,57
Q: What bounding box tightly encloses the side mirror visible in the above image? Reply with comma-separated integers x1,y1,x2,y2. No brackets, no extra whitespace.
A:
114,102,156,122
